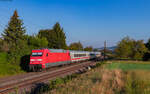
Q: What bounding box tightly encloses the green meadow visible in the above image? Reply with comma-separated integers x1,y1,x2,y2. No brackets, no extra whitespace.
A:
106,61,150,70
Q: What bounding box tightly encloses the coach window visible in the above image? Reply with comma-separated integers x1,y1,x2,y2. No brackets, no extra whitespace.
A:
46,53,48,57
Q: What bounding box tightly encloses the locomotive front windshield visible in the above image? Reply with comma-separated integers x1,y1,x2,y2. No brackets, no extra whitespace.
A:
32,52,43,56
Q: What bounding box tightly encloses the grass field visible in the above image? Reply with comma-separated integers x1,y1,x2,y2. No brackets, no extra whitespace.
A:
106,61,150,70
40,61,150,94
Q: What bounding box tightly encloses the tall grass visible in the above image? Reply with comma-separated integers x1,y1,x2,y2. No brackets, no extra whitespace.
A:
106,61,150,94
125,71,150,94
47,69,126,94
44,61,150,94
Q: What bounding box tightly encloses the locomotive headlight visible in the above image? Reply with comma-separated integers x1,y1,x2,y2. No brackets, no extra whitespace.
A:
37,59,42,61
30,59,35,61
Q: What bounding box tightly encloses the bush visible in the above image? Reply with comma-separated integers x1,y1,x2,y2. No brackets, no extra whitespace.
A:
0,52,7,64
0,52,25,77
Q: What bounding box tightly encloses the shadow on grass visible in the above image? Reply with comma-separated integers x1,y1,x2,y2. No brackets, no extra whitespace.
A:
20,55,30,72
23,83,50,94
31,83,50,94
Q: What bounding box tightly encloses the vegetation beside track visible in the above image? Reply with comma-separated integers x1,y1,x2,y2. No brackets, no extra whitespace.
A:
0,63,24,78
20,61,104,94
28,61,150,94
0,53,25,78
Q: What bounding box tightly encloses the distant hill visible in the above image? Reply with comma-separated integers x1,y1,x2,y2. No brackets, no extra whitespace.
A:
96,46,117,51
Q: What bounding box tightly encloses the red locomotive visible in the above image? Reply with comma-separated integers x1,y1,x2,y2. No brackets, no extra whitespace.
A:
29,48,101,71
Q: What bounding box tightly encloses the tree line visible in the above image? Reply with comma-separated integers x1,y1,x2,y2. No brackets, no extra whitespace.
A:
114,36,150,60
0,10,93,66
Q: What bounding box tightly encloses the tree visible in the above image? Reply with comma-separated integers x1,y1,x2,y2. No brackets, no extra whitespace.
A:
0,40,9,52
115,36,134,59
27,35,48,49
143,39,150,60
132,40,147,59
38,22,67,49
38,29,54,48
69,41,83,50
93,48,99,51
1,10,27,64
52,22,67,49
2,10,26,49
115,36,147,60
145,39,150,51
84,46,93,51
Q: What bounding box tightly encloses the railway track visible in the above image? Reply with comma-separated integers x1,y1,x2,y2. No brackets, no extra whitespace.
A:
0,61,97,94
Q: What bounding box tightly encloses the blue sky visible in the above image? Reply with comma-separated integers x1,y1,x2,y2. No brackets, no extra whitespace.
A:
0,0,150,48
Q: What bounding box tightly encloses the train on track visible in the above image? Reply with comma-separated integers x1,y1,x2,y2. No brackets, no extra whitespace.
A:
29,48,101,71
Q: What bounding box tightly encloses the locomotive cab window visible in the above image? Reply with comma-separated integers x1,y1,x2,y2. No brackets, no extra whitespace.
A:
32,52,43,56
46,53,48,57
